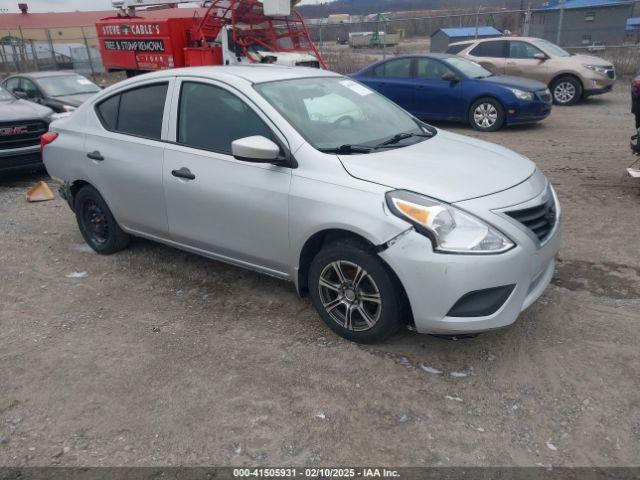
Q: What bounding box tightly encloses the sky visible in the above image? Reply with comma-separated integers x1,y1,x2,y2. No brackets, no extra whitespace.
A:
1,0,326,13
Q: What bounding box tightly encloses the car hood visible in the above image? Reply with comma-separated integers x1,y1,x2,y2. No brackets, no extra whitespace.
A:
53,93,96,107
0,98,53,121
565,53,612,67
338,129,536,203
480,74,548,91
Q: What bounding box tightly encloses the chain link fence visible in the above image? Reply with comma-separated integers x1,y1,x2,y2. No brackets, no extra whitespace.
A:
0,27,103,80
1,6,639,79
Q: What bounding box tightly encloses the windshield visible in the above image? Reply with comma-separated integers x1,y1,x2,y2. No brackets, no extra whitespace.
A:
37,74,101,97
532,39,571,57
0,87,15,101
255,77,428,152
444,57,492,79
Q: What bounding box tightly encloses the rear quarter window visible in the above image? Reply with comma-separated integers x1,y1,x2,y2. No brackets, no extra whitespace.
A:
469,40,507,58
446,43,469,54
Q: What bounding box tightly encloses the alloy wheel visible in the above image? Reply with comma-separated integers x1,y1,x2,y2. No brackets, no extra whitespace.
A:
82,199,109,245
318,260,382,332
473,103,498,129
554,82,576,104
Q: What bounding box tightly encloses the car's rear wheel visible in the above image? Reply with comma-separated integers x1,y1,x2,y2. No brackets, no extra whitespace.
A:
551,76,582,106
308,240,402,343
469,98,505,132
74,185,130,254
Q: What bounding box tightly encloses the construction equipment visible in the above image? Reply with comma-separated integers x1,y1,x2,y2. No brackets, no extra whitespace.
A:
97,0,326,76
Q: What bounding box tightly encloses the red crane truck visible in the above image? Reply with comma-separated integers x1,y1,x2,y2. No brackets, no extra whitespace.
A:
97,0,326,77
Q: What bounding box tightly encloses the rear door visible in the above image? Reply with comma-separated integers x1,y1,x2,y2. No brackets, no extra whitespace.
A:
83,80,172,238
467,40,507,74
356,57,416,113
505,40,549,82
413,57,463,121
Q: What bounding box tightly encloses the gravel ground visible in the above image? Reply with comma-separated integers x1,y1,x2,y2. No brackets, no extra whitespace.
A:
1,85,639,468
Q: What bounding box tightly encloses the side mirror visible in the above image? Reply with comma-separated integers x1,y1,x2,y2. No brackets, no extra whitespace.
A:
442,71,459,82
232,136,282,164
13,90,27,99
534,52,547,61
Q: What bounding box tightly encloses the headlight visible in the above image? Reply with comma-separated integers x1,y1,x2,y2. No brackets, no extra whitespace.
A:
510,88,534,101
583,64,608,75
386,190,514,254
62,105,77,112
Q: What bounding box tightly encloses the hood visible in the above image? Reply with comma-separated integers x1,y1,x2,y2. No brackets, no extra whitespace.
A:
0,98,53,121
566,53,612,67
52,93,96,107
480,74,548,92
338,129,536,203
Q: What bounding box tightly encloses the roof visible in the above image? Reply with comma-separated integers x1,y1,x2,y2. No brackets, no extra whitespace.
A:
434,27,502,39
0,8,206,30
539,0,632,10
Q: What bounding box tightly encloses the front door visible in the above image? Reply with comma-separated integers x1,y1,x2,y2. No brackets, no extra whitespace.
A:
505,41,549,82
413,57,463,121
162,79,292,275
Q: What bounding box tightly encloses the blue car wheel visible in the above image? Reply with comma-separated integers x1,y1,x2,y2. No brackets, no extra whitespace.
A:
469,97,505,132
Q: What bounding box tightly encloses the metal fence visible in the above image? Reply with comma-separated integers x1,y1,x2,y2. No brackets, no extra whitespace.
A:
1,6,640,79
0,28,103,80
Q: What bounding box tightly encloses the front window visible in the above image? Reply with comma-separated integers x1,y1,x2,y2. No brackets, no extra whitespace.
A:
0,87,15,101
255,77,429,152
37,74,101,97
532,38,571,57
443,57,492,79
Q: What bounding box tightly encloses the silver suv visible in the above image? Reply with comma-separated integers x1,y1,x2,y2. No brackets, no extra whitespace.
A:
43,66,561,343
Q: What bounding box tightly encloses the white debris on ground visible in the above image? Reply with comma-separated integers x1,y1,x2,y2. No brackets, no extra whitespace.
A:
444,395,463,402
546,441,558,451
419,364,442,375
450,371,469,378
315,412,326,420
66,272,88,279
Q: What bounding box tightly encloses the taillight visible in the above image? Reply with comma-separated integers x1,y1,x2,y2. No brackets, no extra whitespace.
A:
40,132,58,152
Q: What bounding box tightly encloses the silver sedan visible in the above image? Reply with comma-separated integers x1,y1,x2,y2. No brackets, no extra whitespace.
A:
43,65,561,343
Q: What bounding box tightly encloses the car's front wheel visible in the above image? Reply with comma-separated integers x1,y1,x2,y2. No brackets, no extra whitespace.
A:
551,76,582,106
469,98,505,132
308,240,403,343
74,185,130,254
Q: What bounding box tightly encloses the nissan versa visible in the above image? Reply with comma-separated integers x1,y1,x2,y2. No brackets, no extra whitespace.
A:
42,66,561,343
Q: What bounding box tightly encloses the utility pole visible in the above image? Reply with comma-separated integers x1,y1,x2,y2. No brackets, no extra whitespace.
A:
556,0,566,46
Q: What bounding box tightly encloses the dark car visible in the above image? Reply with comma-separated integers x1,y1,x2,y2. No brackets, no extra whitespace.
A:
351,54,552,132
2,71,101,113
0,86,53,173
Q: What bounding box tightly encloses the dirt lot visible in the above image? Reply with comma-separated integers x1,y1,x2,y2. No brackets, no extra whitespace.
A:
1,85,640,468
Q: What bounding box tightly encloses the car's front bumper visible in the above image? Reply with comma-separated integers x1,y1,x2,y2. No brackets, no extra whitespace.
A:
0,145,42,173
582,72,615,96
380,171,561,334
506,100,552,125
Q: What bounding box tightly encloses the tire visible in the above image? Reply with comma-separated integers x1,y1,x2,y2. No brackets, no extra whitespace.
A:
73,185,130,255
551,76,582,106
308,240,403,343
469,97,505,132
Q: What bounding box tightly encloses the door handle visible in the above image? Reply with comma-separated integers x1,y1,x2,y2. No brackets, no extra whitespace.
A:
171,167,196,180
87,151,104,161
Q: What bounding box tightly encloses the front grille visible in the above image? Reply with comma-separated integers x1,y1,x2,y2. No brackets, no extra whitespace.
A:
537,90,552,103
505,196,557,242
0,120,48,150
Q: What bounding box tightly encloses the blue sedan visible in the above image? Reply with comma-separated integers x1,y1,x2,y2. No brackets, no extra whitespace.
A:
351,54,552,132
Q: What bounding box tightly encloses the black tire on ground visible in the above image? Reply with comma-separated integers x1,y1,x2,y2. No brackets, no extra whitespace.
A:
551,75,583,106
468,97,505,132
308,240,403,344
73,185,130,255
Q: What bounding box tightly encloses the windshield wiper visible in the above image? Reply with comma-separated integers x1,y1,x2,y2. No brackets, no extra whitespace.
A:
374,131,434,149
318,144,374,154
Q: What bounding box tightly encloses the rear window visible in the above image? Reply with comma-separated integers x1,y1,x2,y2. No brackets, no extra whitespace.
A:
446,43,469,54
469,40,507,58
95,83,168,140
